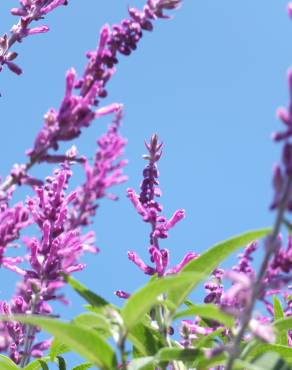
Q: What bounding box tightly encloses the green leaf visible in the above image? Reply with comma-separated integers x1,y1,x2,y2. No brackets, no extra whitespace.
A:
195,327,225,348
73,312,111,337
122,272,204,330
273,297,288,346
274,317,292,336
57,356,66,370
127,357,155,370
174,304,234,328
128,321,164,356
24,357,50,370
274,297,285,321
251,351,292,369
0,354,19,369
156,348,199,362
248,344,292,365
7,315,117,370
169,228,271,308
63,275,108,308
50,337,69,361
71,364,93,370
195,352,226,369
36,361,49,370
233,359,266,369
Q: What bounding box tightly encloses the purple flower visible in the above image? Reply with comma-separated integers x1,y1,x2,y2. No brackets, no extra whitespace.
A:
288,2,292,17
0,162,98,365
249,318,275,343
114,290,131,299
67,106,127,229
271,68,292,211
127,134,185,250
221,270,253,311
27,0,182,163
1,1,68,75
0,202,30,275
204,268,224,304
117,135,197,300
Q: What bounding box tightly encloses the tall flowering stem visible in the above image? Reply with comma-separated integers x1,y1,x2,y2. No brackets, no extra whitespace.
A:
0,1,68,76
123,134,196,282
0,0,182,196
225,68,292,369
117,135,197,370
27,0,183,163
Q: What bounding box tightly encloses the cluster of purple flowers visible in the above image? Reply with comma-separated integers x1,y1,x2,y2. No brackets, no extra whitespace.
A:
1,0,183,194
27,0,182,165
116,134,198,298
0,162,96,364
0,0,67,76
0,109,126,365
0,199,30,276
67,106,127,229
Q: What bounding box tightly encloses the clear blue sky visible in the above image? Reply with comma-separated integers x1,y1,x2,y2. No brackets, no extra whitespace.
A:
0,0,291,367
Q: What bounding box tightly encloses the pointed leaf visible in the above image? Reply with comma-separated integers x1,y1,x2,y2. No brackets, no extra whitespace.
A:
24,357,50,370
127,357,155,370
274,317,292,334
274,297,285,321
73,312,110,332
71,364,93,370
63,275,108,308
251,351,292,369
156,348,199,362
174,304,234,328
248,344,292,365
57,356,66,370
169,228,271,308
0,354,19,369
273,297,288,346
50,338,69,361
122,272,204,330
128,321,164,356
195,352,226,369
6,316,117,370
36,361,49,370
233,359,267,369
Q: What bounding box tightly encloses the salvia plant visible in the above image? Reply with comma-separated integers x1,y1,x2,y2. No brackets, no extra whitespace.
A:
0,0,291,369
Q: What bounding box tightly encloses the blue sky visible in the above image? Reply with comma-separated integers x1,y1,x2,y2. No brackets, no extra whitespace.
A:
0,0,292,367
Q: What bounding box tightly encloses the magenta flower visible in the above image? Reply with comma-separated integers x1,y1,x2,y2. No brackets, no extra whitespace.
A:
204,268,224,304
249,318,275,343
1,1,68,75
0,162,98,365
271,68,292,211
288,2,292,17
0,202,30,275
67,106,127,229
27,0,182,165
116,134,197,300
